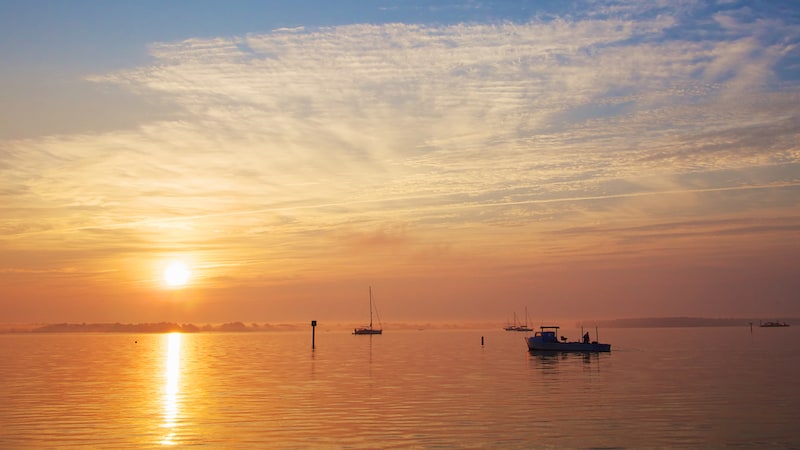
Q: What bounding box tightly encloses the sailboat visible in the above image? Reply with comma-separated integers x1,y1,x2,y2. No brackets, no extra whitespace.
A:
504,307,533,332
353,286,383,335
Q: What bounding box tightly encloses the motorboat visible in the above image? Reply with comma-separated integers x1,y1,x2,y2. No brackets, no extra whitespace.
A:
525,326,610,352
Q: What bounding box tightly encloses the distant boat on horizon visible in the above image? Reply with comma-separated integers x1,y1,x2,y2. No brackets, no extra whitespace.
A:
759,320,790,328
353,286,383,335
504,307,533,332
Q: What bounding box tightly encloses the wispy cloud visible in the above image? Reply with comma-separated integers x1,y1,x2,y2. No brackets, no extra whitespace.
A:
2,4,799,294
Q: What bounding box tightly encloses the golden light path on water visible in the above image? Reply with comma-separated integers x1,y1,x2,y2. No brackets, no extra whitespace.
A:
161,333,181,446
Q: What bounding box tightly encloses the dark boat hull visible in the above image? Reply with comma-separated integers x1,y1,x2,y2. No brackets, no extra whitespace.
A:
525,338,610,352
353,328,382,335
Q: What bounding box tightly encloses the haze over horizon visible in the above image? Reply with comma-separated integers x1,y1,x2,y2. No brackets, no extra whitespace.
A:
2,0,799,325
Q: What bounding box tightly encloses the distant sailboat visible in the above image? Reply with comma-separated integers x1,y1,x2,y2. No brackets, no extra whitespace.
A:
353,286,383,335
504,312,520,331
504,307,533,332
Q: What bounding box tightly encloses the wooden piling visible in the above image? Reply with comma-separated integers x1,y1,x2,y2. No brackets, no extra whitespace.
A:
311,320,317,349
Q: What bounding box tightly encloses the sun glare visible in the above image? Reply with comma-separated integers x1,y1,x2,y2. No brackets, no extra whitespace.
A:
162,332,181,445
164,261,191,287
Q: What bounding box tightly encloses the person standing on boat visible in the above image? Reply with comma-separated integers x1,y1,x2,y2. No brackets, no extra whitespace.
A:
583,332,590,344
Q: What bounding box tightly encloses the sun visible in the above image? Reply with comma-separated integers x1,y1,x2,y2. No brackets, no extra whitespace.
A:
164,261,191,287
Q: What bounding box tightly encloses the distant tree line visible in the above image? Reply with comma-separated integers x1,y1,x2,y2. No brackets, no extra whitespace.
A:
580,317,796,328
27,322,299,333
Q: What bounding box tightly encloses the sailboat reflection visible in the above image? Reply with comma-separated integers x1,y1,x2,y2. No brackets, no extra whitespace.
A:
161,332,181,446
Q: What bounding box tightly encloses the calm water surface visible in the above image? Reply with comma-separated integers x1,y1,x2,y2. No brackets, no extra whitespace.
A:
1,326,798,448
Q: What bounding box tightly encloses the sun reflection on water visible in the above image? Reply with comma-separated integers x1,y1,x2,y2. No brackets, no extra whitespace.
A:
161,332,181,446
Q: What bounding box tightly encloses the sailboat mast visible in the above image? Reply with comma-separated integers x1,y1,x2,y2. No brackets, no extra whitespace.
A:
369,286,373,329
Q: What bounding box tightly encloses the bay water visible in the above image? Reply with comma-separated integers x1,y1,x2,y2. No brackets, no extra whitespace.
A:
1,326,798,448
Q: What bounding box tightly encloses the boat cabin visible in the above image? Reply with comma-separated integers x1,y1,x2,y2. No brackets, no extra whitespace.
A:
533,326,562,343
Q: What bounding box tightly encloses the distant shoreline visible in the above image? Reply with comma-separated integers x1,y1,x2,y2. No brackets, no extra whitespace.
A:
578,317,796,328
0,317,794,334
0,322,299,334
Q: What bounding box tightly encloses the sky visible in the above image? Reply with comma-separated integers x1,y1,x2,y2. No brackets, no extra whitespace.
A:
1,0,799,326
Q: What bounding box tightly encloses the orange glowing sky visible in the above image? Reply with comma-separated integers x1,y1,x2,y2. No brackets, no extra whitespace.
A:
1,1,799,325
